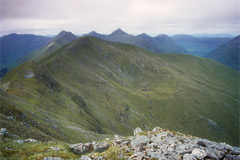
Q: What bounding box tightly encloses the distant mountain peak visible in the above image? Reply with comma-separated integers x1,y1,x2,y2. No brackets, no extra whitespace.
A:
89,31,97,35
88,31,101,36
85,31,107,39
47,30,77,47
59,30,68,34
138,33,151,38
56,30,75,37
53,30,77,42
111,28,126,35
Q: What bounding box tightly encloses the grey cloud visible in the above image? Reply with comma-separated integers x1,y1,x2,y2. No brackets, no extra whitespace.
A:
0,0,239,36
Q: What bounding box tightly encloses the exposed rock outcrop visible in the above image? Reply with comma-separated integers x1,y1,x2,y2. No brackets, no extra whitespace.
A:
70,127,240,160
70,142,109,155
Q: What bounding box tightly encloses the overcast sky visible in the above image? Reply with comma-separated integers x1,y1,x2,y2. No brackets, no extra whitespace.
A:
0,0,239,36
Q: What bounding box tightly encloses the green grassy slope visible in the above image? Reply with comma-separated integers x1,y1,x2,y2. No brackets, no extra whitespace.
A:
1,36,239,146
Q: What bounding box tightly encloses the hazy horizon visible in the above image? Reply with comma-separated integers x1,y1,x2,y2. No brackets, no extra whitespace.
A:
0,29,238,37
1,0,239,36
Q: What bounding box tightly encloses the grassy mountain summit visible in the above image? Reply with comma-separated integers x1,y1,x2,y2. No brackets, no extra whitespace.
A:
0,36,239,146
85,29,188,54
205,35,240,70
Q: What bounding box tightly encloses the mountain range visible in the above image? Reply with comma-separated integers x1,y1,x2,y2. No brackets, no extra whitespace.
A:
192,33,234,38
171,34,231,57
0,31,78,78
205,35,240,70
0,33,51,73
86,29,188,54
1,29,237,78
1,36,239,147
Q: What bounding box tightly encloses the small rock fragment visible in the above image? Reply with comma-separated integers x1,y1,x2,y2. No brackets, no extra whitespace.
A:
79,155,91,160
197,140,206,147
93,142,109,152
152,126,161,132
183,154,197,160
191,148,207,159
134,127,143,136
70,143,93,155
43,157,63,160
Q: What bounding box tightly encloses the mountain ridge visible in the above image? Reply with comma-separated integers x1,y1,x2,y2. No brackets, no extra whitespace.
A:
85,29,188,54
1,36,239,147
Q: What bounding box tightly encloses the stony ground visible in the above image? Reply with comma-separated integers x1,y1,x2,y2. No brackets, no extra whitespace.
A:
70,127,240,160
1,127,240,159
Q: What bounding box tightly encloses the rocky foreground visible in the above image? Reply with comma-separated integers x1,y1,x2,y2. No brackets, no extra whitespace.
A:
69,127,240,160
1,127,240,159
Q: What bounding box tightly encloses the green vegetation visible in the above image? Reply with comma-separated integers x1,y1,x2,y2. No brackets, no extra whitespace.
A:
92,146,123,159
0,36,239,147
0,141,81,159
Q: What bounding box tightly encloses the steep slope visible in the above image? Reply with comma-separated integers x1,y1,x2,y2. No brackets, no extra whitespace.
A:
85,29,188,54
205,35,240,70
32,30,78,61
0,36,239,146
172,34,231,56
0,33,51,72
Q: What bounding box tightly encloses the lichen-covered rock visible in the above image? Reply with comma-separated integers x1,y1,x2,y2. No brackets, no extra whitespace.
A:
93,142,109,152
191,148,207,159
6,116,14,121
152,126,161,132
130,135,150,148
0,128,11,138
24,71,35,79
146,151,162,158
13,139,38,143
214,149,225,158
50,147,60,151
24,138,38,143
70,143,93,155
133,127,142,136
